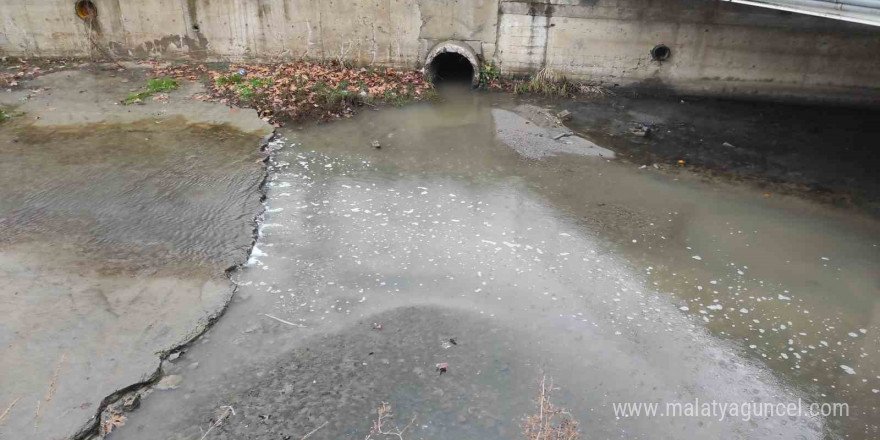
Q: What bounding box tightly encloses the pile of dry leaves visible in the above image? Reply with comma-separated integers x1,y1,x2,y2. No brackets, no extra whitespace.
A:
152,61,435,124
3,58,434,124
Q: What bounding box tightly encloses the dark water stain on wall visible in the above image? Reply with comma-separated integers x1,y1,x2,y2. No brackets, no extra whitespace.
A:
524,1,553,70
185,0,210,59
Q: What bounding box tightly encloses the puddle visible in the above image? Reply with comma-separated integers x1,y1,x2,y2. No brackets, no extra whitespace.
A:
112,91,878,439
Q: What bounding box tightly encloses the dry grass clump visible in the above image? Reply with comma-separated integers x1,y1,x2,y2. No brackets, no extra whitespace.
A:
358,377,580,440
523,377,581,440
365,402,416,440
509,67,611,99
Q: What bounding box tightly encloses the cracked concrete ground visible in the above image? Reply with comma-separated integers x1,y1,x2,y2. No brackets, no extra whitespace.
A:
0,65,272,439
3,68,879,440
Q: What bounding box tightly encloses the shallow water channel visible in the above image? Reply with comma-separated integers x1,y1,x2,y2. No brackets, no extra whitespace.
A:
0,116,267,438
114,90,879,440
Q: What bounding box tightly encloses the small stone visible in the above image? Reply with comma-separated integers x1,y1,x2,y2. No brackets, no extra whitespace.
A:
168,352,181,362
556,110,572,121
122,394,140,412
371,140,381,149
630,124,650,137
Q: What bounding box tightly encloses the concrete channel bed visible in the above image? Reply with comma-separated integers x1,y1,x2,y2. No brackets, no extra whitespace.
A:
1,66,879,440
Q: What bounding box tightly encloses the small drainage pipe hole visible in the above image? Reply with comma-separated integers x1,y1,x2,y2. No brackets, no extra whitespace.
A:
651,44,671,61
75,0,98,20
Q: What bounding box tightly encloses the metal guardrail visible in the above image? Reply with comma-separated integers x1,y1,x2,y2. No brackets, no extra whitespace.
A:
722,0,880,26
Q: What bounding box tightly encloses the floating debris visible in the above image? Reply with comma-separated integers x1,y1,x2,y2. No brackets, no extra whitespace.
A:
435,362,448,374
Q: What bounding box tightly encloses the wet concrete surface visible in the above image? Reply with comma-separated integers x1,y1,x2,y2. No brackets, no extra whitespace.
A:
0,66,272,439
492,106,614,159
110,89,878,439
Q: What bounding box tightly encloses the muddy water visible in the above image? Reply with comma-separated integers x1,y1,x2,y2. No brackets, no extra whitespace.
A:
115,91,878,440
0,117,266,439
0,118,265,270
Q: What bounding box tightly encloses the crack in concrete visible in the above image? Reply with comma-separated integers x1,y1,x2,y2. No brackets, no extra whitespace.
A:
68,130,277,440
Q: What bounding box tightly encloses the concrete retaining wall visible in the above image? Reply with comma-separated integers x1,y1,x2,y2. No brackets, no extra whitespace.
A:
2,0,879,103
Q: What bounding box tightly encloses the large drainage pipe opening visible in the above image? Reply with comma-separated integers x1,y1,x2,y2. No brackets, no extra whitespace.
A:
428,53,475,85
425,41,480,88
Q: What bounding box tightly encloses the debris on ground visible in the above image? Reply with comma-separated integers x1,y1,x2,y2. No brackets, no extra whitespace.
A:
553,132,573,140
372,322,383,330
0,58,76,88
299,420,328,440
263,313,306,328
366,403,416,440
197,405,236,440
435,362,448,374
630,123,651,137
523,377,580,440
556,110,572,121
371,140,382,149
121,393,140,412
5,58,435,123
151,61,435,124
96,388,152,437
101,411,125,435
0,397,21,425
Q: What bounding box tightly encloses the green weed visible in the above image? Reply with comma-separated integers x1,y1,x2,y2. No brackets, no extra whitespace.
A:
479,62,500,88
215,73,243,85
232,77,272,101
0,108,24,122
124,78,180,104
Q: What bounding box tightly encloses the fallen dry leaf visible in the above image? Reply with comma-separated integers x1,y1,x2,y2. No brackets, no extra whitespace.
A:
102,413,125,434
